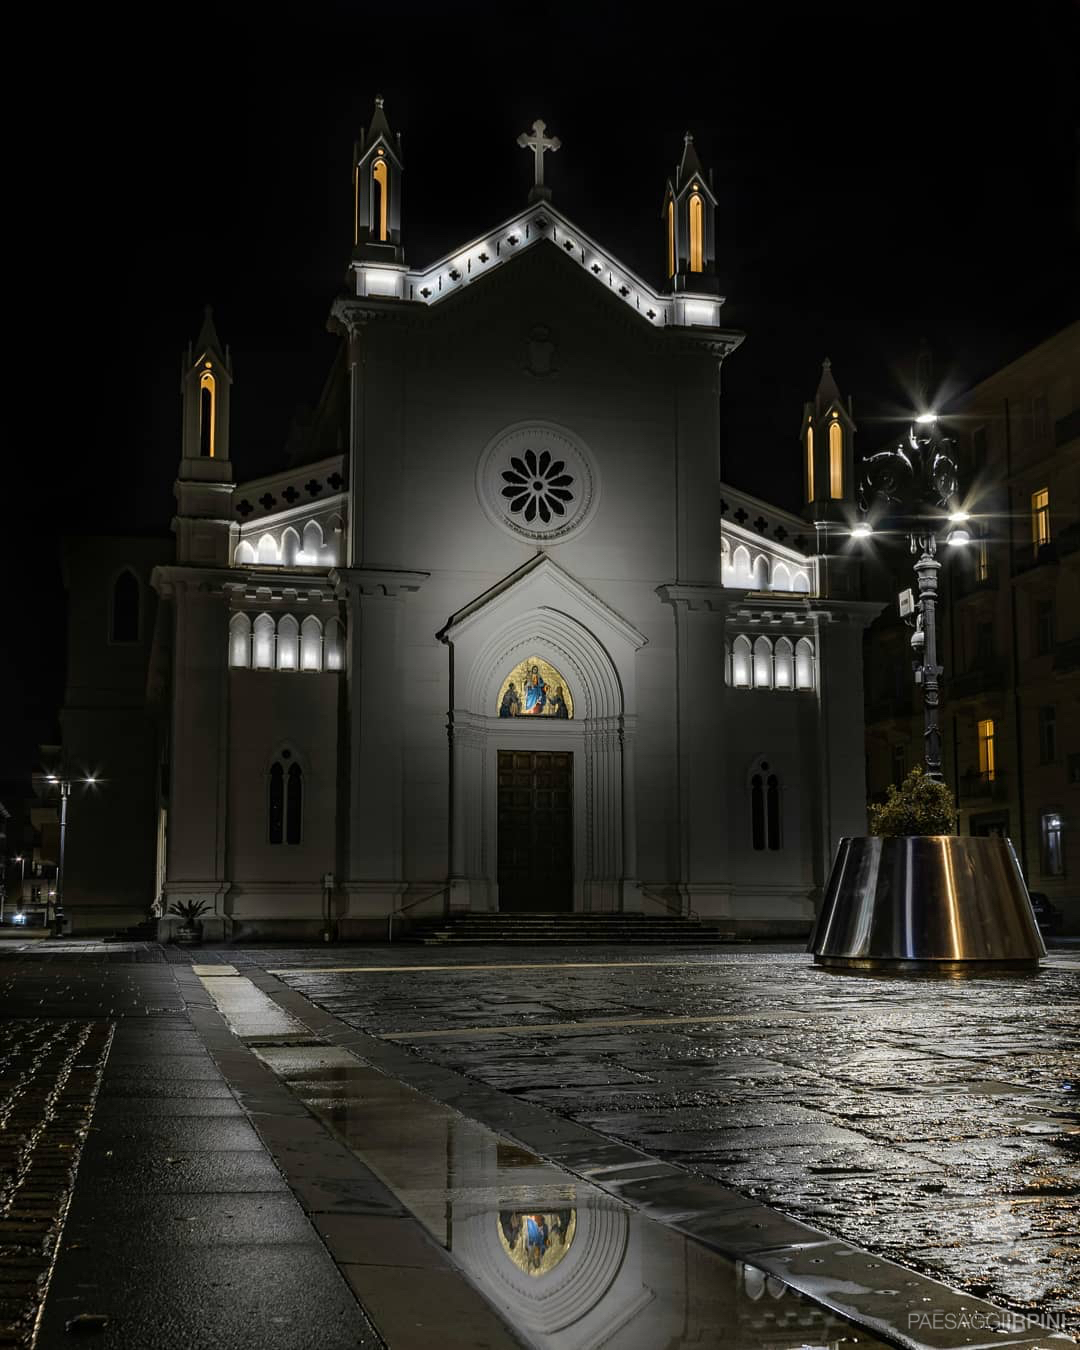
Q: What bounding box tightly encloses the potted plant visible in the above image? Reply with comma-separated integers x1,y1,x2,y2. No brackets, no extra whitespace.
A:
811,766,1044,970
868,765,957,837
167,899,210,946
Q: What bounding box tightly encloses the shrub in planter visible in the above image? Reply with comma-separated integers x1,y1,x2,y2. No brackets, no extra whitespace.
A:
868,765,957,838
167,899,211,945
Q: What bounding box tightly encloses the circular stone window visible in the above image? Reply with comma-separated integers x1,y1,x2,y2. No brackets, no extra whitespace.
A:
477,422,598,544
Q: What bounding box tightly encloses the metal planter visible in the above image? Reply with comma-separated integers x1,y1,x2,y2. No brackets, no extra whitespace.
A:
810,835,1045,971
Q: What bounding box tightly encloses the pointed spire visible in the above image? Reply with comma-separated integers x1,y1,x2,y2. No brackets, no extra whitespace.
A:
815,357,842,414
196,304,222,358
361,94,402,163
677,131,706,188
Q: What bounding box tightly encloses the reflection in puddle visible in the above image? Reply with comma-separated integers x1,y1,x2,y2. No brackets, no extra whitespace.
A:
256,1046,884,1349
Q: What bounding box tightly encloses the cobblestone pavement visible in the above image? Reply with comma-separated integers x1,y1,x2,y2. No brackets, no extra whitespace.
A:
260,945,1080,1332
0,1019,112,1349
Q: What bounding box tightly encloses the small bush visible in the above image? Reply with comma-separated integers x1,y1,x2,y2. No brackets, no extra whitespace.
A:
868,765,957,837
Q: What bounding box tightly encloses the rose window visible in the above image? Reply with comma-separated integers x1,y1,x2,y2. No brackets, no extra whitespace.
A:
501,449,574,525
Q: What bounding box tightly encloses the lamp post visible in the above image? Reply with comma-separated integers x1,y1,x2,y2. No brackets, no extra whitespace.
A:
3,856,25,925
809,411,1044,971
44,774,99,938
852,412,970,781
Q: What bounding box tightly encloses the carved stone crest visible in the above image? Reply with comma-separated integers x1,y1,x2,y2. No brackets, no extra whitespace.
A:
525,325,557,378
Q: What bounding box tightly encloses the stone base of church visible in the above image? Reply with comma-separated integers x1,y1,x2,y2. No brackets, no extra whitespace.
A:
65,904,150,936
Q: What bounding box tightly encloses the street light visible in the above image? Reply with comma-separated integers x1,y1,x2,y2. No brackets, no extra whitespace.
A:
44,773,101,937
850,412,967,782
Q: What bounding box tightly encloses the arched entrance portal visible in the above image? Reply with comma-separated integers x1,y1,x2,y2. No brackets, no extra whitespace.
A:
439,557,646,914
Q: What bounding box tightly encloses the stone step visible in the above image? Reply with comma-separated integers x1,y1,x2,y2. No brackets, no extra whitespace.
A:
407,913,738,945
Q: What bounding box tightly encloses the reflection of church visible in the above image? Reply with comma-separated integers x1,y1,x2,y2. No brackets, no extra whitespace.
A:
61,99,879,938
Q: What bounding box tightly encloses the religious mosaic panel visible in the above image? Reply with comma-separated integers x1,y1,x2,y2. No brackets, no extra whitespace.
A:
497,1210,576,1276
497,656,573,719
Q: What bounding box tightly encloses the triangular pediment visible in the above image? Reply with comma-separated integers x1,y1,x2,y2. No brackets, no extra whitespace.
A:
439,554,647,651
341,201,740,342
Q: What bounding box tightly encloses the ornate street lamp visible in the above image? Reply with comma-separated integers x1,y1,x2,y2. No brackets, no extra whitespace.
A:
44,773,100,937
809,412,1044,972
852,412,970,781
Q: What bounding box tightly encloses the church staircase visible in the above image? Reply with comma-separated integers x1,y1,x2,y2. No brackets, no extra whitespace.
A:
404,912,740,946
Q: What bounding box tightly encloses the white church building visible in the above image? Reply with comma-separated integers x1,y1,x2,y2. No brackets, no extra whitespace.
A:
61,102,879,939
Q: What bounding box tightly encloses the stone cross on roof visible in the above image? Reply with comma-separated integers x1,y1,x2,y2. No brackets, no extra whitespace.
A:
517,119,560,202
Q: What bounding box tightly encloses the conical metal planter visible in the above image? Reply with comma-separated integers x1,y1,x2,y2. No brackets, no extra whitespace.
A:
810,835,1045,971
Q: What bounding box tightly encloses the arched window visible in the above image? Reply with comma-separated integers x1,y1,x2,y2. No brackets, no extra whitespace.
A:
302,519,323,562
666,199,675,277
805,424,814,502
689,194,704,273
750,759,781,851
252,614,276,670
720,538,732,585
766,774,781,850
326,515,344,566
257,533,279,565
751,774,765,850
300,616,322,671
772,562,792,592
268,753,303,845
228,613,251,668
268,762,284,843
753,636,773,688
324,617,345,671
792,570,810,594
773,636,794,689
234,540,256,565
829,420,843,499
795,637,815,690
752,554,769,591
276,614,299,670
281,527,300,567
199,370,215,458
372,158,389,241
732,635,752,688
110,569,140,643
733,545,752,585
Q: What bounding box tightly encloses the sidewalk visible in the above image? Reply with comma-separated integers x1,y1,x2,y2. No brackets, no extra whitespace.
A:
2,941,1076,1349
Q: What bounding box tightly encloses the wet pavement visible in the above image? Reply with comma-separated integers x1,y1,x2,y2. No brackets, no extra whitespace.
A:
247,944,1079,1334
1,940,1075,1348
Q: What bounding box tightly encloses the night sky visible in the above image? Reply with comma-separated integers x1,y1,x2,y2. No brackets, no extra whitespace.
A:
5,1,1077,789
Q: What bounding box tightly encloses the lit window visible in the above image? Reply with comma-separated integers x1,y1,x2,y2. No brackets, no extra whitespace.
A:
732,635,751,688
977,718,996,782
1040,811,1064,876
688,194,703,273
324,617,345,671
1031,488,1050,553
199,371,215,458
252,614,275,670
228,613,251,668
795,637,815,690
806,424,814,502
773,637,794,689
976,535,990,582
372,158,389,242
300,616,322,671
753,636,773,688
666,199,675,278
276,615,299,670
829,420,843,499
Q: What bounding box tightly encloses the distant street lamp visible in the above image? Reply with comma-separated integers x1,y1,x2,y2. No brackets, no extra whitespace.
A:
852,412,968,782
0,855,22,925
44,774,100,938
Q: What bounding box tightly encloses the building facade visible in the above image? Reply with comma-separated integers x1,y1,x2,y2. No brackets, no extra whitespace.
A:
61,105,880,939
865,322,1080,931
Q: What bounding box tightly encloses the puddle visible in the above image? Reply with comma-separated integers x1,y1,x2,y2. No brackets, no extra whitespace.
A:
256,1043,890,1348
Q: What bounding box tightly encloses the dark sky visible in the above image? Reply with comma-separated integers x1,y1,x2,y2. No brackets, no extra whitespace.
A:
6,0,1078,787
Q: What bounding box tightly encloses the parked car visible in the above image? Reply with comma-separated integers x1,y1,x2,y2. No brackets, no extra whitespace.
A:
1028,892,1063,936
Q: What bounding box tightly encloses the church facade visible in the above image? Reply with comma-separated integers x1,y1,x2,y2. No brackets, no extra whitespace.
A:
66,103,880,939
